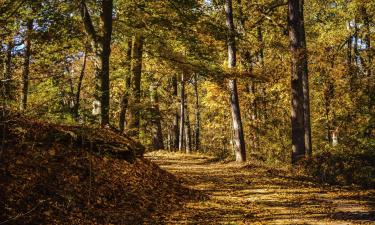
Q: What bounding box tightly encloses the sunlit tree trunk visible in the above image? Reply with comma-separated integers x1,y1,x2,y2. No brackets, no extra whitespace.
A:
178,73,185,151
288,0,306,163
128,35,144,137
193,73,200,151
150,83,164,150
323,54,334,145
79,0,113,126
362,7,373,137
299,0,312,158
20,19,33,111
119,40,132,132
185,92,192,153
225,0,246,162
172,74,179,150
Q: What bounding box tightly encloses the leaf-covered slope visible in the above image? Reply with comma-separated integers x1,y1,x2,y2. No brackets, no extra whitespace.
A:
0,110,200,224
2,109,145,162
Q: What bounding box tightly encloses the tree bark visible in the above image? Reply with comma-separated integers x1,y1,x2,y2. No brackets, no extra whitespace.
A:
178,73,185,152
193,73,200,151
150,83,164,150
185,91,192,154
79,0,113,126
172,74,179,150
3,41,13,100
100,0,113,126
362,7,373,137
225,0,246,162
119,40,132,132
128,34,144,137
70,45,88,121
20,19,33,111
299,0,312,158
288,0,306,164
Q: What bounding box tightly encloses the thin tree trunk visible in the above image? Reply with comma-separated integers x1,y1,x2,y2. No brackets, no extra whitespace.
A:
128,35,144,137
119,40,132,132
3,41,13,100
193,73,200,151
20,19,33,111
172,74,179,150
225,0,246,162
150,83,164,150
288,0,306,164
299,0,312,158
178,73,185,152
72,45,88,121
185,91,192,153
362,7,373,137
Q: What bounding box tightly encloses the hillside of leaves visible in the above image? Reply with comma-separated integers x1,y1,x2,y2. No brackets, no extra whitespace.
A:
0,109,201,224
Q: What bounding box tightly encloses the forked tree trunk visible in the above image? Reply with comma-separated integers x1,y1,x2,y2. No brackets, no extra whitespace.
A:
288,0,306,164
128,35,144,137
79,0,113,126
225,0,246,162
20,19,33,111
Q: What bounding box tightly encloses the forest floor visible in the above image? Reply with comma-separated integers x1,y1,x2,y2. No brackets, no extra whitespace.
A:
146,151,375,225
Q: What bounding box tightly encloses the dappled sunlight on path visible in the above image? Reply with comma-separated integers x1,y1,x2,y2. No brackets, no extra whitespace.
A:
146,151,375,224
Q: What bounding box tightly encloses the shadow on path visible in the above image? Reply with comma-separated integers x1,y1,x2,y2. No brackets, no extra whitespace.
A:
146,151,375,224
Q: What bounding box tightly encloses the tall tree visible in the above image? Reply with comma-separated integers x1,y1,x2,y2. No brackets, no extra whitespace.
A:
299,0,312,157
127,34,144,137
193,73,200,151
119,40,132,132
288,0,306,163
3,41,13,100
72,45,88,121
185,90,192,153
79,0,113,126
172,74,179,150
225,0,246,162
178,73,185,152
20,19,33,111
150,82,164,150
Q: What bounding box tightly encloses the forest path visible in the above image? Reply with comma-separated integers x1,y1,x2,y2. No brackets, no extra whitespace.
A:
146,151,375,225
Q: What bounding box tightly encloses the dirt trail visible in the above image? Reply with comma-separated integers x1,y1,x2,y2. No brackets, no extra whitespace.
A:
146,151,375,225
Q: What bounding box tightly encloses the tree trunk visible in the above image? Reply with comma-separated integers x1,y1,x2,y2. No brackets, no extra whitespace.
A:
79,0,112,126
178,73,185,152
172,74,179,150
3,41,13,100
362,6,373,137
128,35,144,137
288,0,306,164
119,40,132,132
299,0,312,158
193,73,200,151
150,83,164,150
225,0,246,162
99,0,113,126
20,19,33,111
72,45,88,121
185,91,192,154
